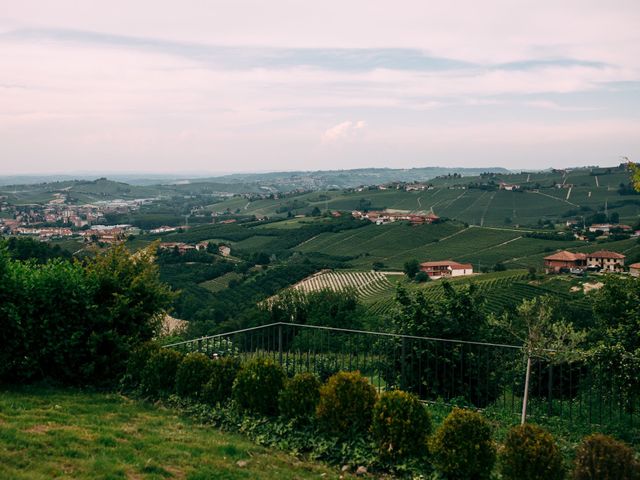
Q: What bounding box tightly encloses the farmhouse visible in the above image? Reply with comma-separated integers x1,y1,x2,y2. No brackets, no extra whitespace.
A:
630,263,640,277
544,250,586,273
218,245,231,256
420,260,473,279
586,250,625,272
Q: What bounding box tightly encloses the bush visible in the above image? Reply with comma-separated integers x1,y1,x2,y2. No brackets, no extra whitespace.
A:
121,341,160,390
232,358,285,415
573,433,640,480
429,408,495,480
500,423,564,480
316,371,377,436
141,349,183,398
175,352,212,399
279,372,321,420
371,390,432,460
202,357,241,406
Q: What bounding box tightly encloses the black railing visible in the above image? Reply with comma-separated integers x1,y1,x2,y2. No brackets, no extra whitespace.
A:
164,322,638,429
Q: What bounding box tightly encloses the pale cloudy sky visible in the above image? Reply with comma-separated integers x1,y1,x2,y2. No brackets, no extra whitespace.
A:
1,0,639,174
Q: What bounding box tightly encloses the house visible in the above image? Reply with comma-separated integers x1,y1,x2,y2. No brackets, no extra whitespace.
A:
499,182,520,191
420,260,473,279
586,250,625,272
544,250,587,273
219,245,231,257
195,241,209,251
630,263,640,277
588,224,612,233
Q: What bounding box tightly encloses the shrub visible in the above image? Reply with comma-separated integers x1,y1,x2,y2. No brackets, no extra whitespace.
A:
500,423,564,480
121,341,160,390
141,349,183,398
371,390,432,460
573,433,640,480
202,357,241,406
175,352,212,399
316,371,377,436
429,408,495,480
232,358,285,415
279,372,321,420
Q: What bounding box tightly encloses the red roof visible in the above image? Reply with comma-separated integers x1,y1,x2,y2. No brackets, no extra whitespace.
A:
544,250,586,262
420,260,473,270
588,250,626,259
629,263,640,269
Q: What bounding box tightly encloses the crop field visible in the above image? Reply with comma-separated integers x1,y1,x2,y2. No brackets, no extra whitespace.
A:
200,271,242,292
292,270,395,300
365,269,593,317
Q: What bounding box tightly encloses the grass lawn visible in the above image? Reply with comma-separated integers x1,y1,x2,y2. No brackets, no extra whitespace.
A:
0,387,348,480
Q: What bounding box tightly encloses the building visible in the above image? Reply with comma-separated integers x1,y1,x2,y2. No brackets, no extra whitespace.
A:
544,250,587,273
219,245,231,257
420,260,473,279
586,250,626,272
630,263,640,277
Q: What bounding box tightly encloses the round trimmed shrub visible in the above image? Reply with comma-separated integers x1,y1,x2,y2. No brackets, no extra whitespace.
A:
429,408,496,480
500,423,564,480
232,358,285,415
140,348,183,398
175,352,212,399
202,357,241,406
573,433,640,480
316,371,377,436
122,341,160,390
371,390,432,460
279,372,321,420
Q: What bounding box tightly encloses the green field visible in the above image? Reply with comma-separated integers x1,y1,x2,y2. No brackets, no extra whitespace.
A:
0,387,345,480
200,272,242,292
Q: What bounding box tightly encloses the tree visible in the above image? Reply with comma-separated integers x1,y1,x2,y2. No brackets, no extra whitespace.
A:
311,206,321,216
403,259,420,279
490,296,585,423
626,159,640,191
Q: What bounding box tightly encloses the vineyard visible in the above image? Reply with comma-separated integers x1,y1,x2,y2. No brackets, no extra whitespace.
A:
292,270,396,300
363,270,588,316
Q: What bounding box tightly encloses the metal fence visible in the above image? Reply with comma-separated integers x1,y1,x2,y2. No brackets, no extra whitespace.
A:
164,322,638,428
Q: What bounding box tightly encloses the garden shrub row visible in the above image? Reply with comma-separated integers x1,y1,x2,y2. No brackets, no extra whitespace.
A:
128,349,640,479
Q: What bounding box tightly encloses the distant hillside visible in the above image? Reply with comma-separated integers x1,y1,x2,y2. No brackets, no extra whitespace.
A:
185,166,512,189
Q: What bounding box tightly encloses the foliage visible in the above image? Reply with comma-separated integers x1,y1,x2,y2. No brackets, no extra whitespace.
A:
175,352,213,399
202,356,241,405
140,348,183,398
403,259,420,279
1,236,71,263
429,408,496,480
232,358,285,415
491,295,586,362
500,423,565,480
387,282,503,406
628,161,640,192
0,244,173,386
370,390,432,460
278,372,322,421
573,433,640,480
316,371,377,436
121,341,160,391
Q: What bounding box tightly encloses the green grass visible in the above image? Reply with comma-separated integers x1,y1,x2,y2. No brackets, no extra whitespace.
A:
0,386,349,480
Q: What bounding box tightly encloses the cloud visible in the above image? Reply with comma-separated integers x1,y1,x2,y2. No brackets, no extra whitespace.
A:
322,120,367,143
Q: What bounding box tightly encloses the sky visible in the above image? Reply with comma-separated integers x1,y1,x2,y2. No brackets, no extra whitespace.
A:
1,1,639,175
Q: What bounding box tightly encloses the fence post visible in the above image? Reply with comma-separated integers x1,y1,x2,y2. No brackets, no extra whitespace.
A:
548,363,553,416
521,355,532,425
278,324,283,366
401,337,406,391
197,338,202,353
